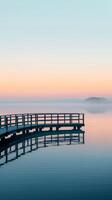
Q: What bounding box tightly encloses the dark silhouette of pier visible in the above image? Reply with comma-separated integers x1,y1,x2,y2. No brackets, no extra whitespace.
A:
0,113,84,136
0,113,85,166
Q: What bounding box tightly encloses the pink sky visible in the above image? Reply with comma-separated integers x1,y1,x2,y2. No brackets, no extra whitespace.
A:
0,63,112,99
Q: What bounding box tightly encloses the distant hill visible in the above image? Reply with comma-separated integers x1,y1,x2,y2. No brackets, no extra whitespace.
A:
85,97,108,103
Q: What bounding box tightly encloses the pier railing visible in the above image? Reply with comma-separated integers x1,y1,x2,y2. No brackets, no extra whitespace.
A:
0,113,84,129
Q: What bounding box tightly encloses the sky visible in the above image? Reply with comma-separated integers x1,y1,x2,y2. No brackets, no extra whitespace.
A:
0,0,112,100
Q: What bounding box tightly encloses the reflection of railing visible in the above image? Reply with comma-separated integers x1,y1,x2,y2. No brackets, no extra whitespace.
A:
0,129,85,167
0,113,84,136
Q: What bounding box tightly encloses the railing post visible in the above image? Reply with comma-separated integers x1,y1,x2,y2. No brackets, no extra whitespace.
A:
35,114,37,124
31,115,32,125
51,114,52,124
10,115,11,127
78,114,80,124
64,114,66,123
35,114,36,124
83,114,84,125
5,116,8,130
57,114,59,124
36,114,38,125
15,115,18,128
27,114,29,125
22,115,25,127
0,116,1,128
44,114,46,124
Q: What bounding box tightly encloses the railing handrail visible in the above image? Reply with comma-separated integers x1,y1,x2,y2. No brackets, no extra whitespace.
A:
0,112,84,117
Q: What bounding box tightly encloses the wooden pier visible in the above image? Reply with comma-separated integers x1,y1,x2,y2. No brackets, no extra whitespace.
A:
0,113,85,138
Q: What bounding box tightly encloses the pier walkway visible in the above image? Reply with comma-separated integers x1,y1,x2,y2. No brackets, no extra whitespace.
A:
0,113,85,137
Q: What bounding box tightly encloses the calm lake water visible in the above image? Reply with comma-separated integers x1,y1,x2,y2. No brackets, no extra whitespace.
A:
0,102,112,200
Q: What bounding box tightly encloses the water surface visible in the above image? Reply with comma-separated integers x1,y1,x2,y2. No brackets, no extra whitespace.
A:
0,102,112,200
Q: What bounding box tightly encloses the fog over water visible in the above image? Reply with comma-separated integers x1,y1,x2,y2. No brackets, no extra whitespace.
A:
0,101,112,115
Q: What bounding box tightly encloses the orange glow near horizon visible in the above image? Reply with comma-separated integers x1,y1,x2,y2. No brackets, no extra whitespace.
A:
0,64,112,98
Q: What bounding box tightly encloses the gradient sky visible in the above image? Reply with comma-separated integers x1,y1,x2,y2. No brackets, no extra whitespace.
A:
0,0,112,99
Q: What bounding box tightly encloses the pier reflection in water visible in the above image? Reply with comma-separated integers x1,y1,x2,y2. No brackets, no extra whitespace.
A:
0,129,85,167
